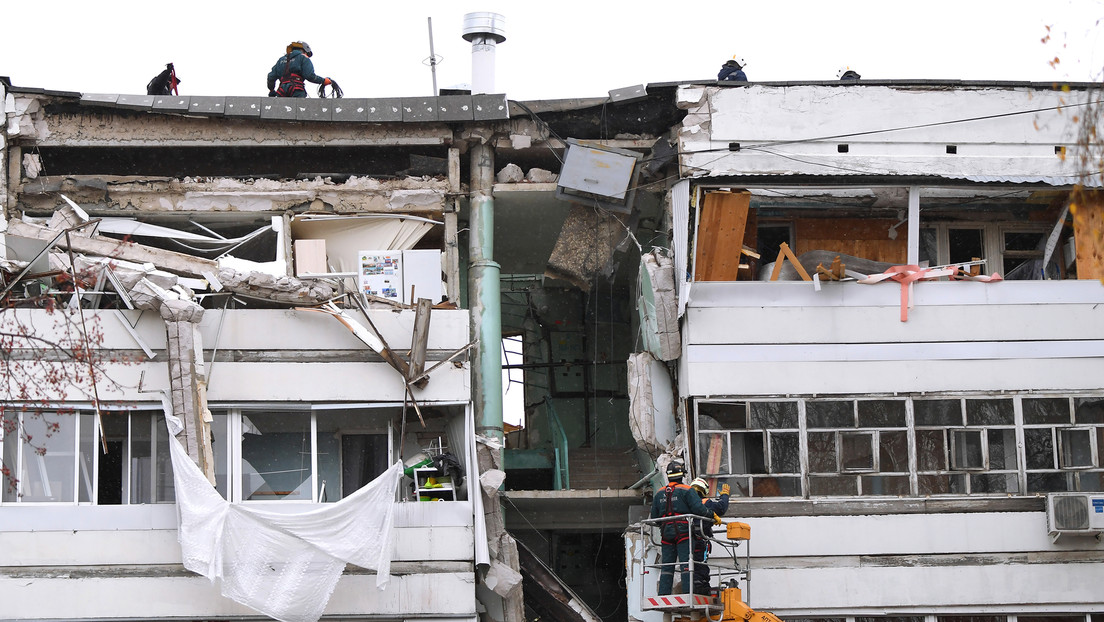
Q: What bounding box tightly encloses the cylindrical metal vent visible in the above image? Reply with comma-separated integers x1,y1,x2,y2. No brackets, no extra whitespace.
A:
462,12,506,44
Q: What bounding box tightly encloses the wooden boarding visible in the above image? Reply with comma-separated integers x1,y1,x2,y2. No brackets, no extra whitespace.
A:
694,191,751,281
816,256,845,281
1073,190,1104,281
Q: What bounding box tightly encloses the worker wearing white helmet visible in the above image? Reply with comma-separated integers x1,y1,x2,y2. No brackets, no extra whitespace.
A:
268,41,336,98
718,57,747,82
689,477,732,596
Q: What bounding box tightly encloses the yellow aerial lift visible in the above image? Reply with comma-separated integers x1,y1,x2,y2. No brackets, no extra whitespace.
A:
637,516,783,622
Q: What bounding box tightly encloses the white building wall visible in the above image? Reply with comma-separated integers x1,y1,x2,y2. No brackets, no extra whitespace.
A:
677,83,1090,179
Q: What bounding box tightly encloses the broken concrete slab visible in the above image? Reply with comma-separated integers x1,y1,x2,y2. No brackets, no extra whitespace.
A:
545,204,629,291
496,163,523,184
525,168,557,183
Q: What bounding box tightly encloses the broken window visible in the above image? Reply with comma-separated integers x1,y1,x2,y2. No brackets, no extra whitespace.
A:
1058,429,1094,468
695,400,800,498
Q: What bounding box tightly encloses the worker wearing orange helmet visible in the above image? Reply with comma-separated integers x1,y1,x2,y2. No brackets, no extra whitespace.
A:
267,41,334,97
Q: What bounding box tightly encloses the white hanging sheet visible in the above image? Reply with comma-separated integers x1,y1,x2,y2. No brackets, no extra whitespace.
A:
168,427,402,622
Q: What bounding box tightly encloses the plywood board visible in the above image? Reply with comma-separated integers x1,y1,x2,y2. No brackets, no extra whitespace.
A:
694,191,751,281
794,218,907,264
1073,190,1104,280
293,239,328,276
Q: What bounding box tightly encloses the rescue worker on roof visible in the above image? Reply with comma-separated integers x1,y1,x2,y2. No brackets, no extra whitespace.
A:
718,57,747,82
689,477,731,596
650,461,720,595
267,41,333,97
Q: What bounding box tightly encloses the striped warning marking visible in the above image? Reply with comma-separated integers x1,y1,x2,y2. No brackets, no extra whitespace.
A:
644,593,714,608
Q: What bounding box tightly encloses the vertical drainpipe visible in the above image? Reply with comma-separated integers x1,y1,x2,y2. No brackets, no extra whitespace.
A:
469,141,503,445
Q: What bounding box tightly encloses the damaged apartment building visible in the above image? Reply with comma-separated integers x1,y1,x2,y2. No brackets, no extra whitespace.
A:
3,35,1104,622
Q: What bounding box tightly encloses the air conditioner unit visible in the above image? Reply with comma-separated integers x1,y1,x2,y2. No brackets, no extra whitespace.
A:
1046,493,1104,537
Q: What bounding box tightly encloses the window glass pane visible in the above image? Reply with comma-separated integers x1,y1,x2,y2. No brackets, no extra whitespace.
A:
154,415,174,503
857,400,906,427
699,431,730,475
840,432,874,471
1026,471,1073,493
807,401,853,428
698,402,745,429
1100,428,1104,467
951,429,983,470
807,432,837,473
916,429,947,471
19,411,78,502
1023,398,1071,424
970,473,1018,493
1079,471,1104,491
859,615,925,622
1024,428,1055,470
918,228,938,266
130,414,153,504
211,411,229,499
987,429,1016,470
731,432,765,474
1075,397,1104,424
751,476,799,497
718,476,749,497
78,412,95,504
2,417,18,502
1004,231,1045,252
1059,429,1093,468
749,402,798,429
769,432,799,473
938,616,1007,622
98,412,128,505
860,475,909,496
241,411,312,501
879,431,909,473
918,473,966,495
948,228,984,264
915,399,962,426
965,399,1014,426
809,475,856,496
315,409,390,501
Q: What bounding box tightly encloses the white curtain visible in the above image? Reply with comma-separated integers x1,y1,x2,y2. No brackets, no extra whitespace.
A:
169,427,402,622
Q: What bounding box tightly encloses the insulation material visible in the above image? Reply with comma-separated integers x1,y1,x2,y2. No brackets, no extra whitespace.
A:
291,215,437,274
638,249,680,361
626,352,676,457
545,204,629,290
671,180,691,317
168,426,402,622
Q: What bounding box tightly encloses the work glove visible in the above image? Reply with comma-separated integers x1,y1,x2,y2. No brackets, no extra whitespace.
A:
713,513,723,525
720,483,731,496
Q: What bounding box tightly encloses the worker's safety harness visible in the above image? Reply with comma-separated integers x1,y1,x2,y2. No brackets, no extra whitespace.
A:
275,54,306,97
660,483,692,545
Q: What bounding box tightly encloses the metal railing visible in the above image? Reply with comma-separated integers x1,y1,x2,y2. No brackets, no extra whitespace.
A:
636,513,750,611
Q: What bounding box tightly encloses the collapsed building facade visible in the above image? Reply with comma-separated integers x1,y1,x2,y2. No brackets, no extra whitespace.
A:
2,66,1104,622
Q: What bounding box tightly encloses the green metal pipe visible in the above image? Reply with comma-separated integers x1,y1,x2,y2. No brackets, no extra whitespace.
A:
468,142,503,443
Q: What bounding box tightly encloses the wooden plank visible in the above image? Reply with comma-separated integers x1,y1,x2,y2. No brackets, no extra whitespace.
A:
693,191,751,281
409,298,433,384
706,433,724,475
1073,190,1104,280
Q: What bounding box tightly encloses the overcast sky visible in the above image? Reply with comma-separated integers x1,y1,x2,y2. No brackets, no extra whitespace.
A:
3,0,1103,101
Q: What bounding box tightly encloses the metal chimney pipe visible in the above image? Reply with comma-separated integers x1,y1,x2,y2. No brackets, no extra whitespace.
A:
462,12,506,94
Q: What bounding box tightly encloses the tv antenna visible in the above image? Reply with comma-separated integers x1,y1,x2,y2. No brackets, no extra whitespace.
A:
423,17,443,95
